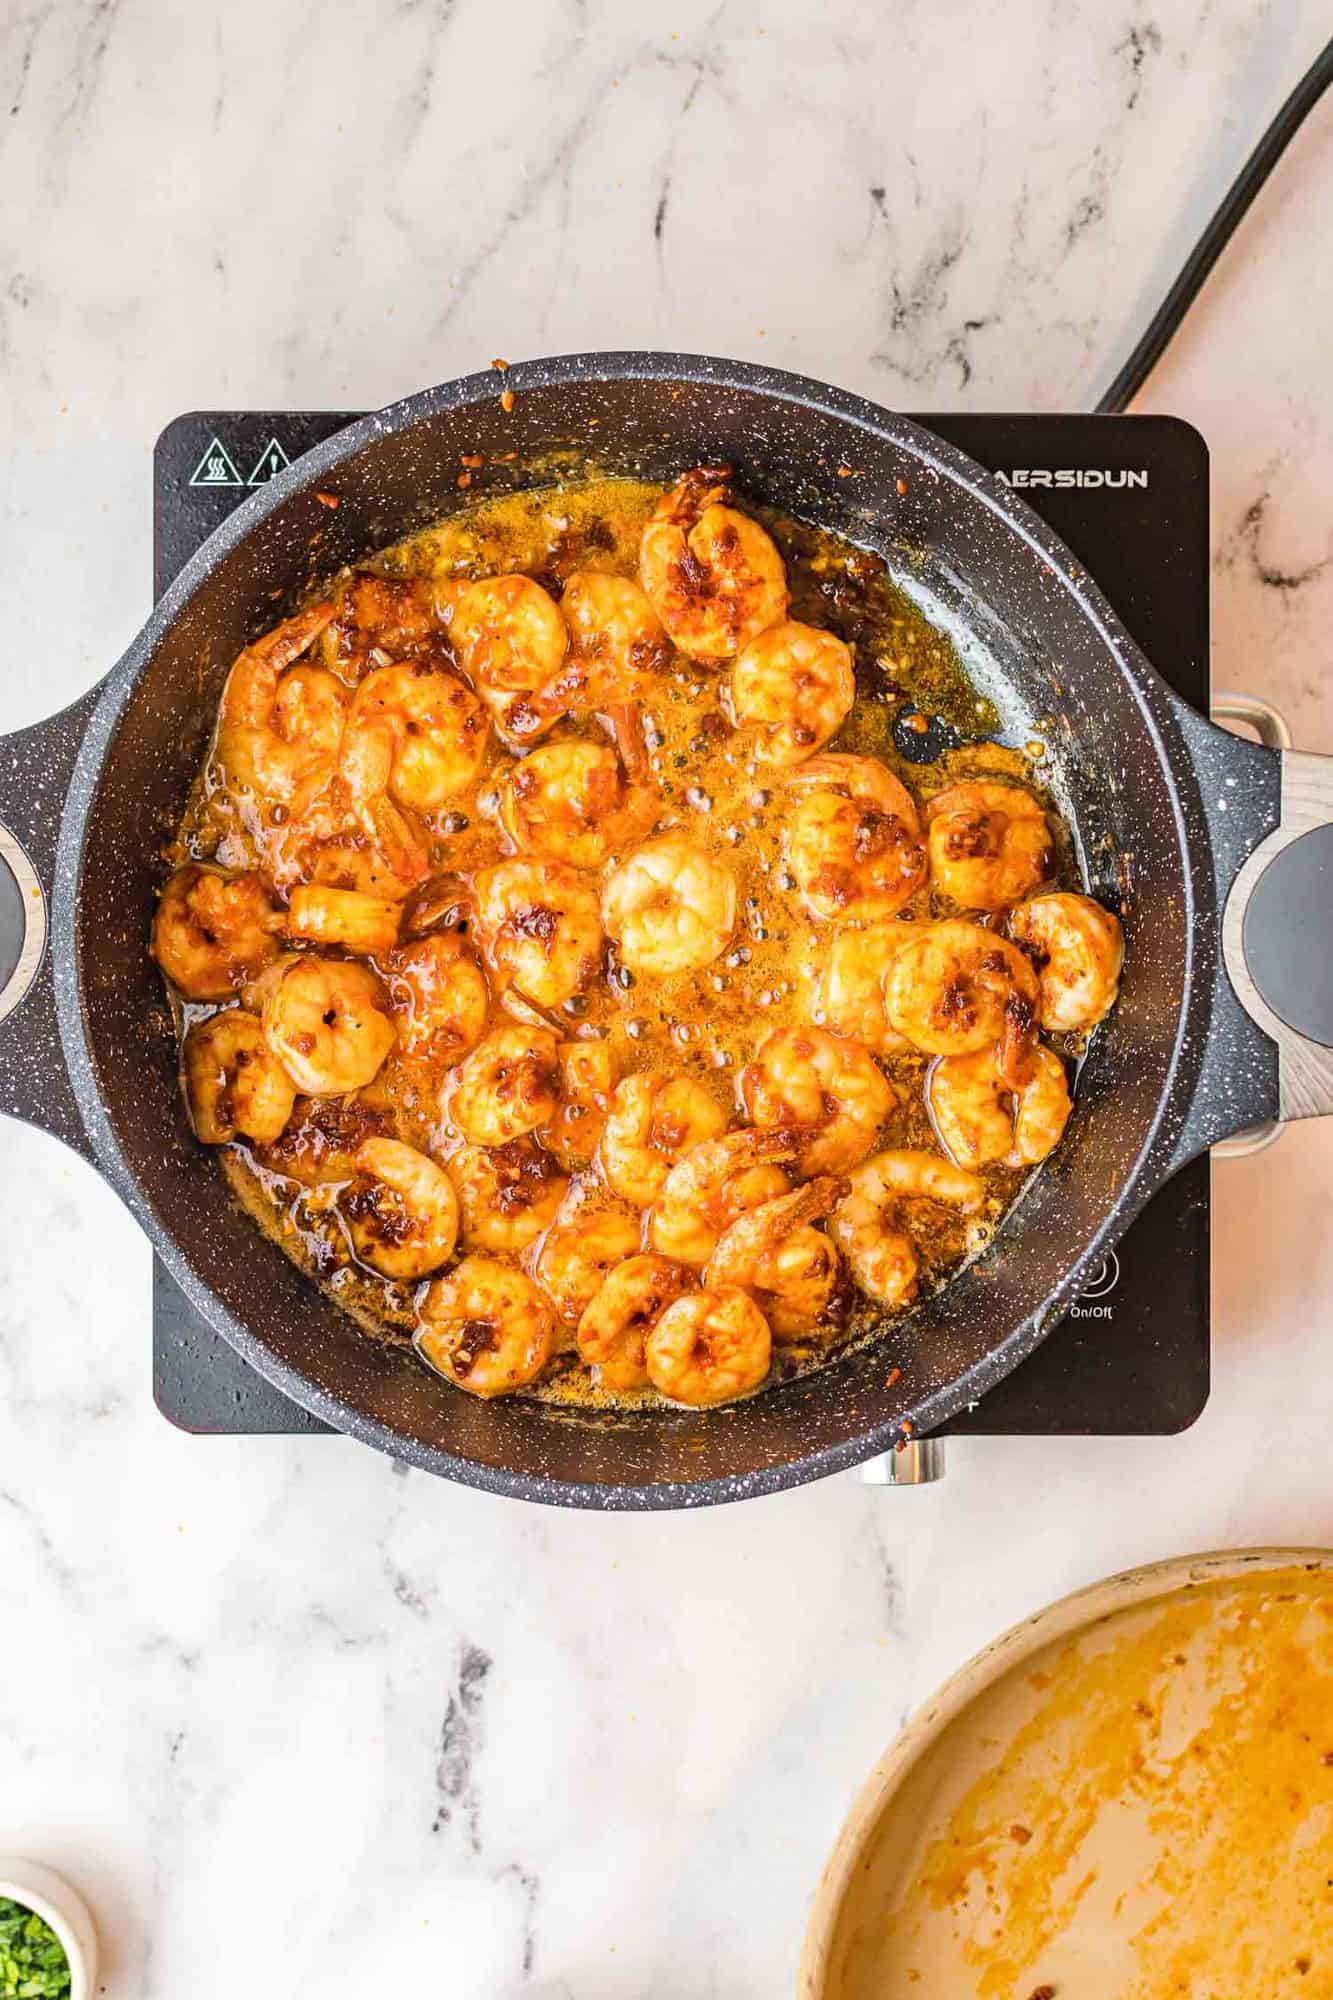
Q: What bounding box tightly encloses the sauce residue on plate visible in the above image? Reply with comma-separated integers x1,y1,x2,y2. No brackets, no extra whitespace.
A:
832,1565,1333,1999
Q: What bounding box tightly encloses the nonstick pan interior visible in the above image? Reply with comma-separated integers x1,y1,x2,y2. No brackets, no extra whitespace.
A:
57,359,1198,1504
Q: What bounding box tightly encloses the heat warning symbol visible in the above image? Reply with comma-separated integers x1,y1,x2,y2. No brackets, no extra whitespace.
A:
187,436,244,488
247,437,292,485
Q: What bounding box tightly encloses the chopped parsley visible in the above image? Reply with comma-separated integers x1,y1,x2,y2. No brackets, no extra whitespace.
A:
0,1898,71,1998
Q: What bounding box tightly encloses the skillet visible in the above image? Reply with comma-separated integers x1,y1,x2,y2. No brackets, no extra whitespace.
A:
1,353,1330,1508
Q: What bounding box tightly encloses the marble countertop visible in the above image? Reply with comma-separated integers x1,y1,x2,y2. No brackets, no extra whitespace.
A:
2,1,1332,1991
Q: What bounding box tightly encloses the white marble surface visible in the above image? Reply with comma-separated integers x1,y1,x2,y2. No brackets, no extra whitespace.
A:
2,1,1333,1992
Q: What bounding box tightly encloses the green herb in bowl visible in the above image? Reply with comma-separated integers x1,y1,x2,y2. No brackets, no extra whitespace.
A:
0,1897,71,1999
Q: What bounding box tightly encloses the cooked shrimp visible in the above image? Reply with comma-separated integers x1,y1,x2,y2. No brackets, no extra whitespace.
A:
813,923,915,1053
543,1038,616,1169
272,787,432,901
740,1025,895,1174
449,1025,561,1146
286,885,401,956
215,602,345,812
705,1179,847,1342
639,467,789,660
562,569,671,682
883,919,1039,1084
448,1137,569,1253
599,1073,728,1207
319,572,440,677
445,574,568,738
254,1089,396,1187
152,864,284,1000
647,1128,797,1268
1008,891,1124,1032
262,957,397,1095
344,1137,459,1279
644,1285,771,1406
340,660,490,811
506,569,673,760
928,1045,1072,1169
379,931,489,1063
577,1254,692,1392
183,1008,296,1146
417,1255,554,1398
729,621,855,766
500,739,655,871
601,835,736,978
474,859,603,1009
831,1149,985,1307
534,1204,642,1324
785,754,926,922
926,781,1054,912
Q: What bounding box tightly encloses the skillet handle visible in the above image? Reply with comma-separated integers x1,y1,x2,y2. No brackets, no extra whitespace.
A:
1222,741,1333,1120
0,687,105,1162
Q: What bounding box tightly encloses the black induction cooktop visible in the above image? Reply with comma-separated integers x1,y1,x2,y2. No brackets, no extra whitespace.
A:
151,407,1211,1440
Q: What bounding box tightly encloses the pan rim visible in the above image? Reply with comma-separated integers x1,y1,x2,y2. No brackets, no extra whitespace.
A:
50,353,1208,1507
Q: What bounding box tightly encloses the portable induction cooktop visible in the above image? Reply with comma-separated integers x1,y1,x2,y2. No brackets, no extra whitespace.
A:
151,407,1232,1448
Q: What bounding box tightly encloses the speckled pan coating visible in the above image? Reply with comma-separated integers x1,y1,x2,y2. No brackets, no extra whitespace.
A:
0,355,1282,1508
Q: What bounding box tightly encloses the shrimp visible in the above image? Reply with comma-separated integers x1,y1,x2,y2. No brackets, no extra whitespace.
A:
785,754,926,922
562,569,672,684
644,1285,772,1406
507,570,673,760
500,740,655,870
286,885,401,956
812,923,915,1053
254,1089,396,1187
445,574,568,738
543,1038,616,1169
728,621,855,766
417,1255,555,1398
183,1008,296,1146
639,467,789,660
448,1137,569,1253
535,1204,642,1324
831,1149,985,1308
378,931,489,1063
1008,892,1125,1032
339,660,490,811
577,1254,692,1393
344,1137,460,1279
926,781,1054,912
262,956,397,1095
152,864,284,1000
214,601,346,812
598,1073,728,1207
272,786,432,901
647,1128,797,1268
704,1179,847,1342
601,835,736,978
928,1045,1072,1169
740,1025,895,1174
883,919,1039,1085
319,572,441,677
474,859,604,1009
449,1026,561,1146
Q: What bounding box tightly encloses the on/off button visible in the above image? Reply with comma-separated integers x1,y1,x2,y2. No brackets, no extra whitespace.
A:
1072,1250,1120,1315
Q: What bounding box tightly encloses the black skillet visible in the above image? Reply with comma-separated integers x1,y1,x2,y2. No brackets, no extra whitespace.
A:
2,354,1331,1509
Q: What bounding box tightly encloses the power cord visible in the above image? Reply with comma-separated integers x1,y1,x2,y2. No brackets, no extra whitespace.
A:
1095,33,1333,413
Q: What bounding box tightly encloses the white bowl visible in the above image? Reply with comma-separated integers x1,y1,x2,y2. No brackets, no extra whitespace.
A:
801,1546,1333,1998
0,1857,98,1999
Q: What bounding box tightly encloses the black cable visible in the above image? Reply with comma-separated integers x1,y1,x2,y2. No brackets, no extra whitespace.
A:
1094,34,1333,413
